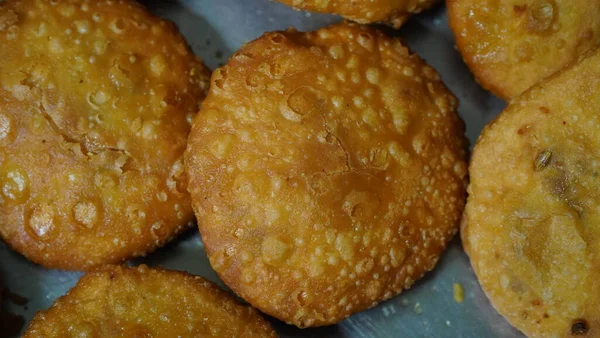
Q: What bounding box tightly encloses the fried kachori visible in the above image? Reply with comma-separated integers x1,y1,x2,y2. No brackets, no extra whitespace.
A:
0,0,210,270
464,48,600,337
447,0,600,99
185,22,468,327
23,265,277,337
276,0,439,28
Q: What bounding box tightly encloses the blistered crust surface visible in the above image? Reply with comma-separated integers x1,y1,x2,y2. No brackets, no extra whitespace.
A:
0,0,210,270
464,49,600,338
186,22,468,327
447,0,600,99
23,265,277,337
276,0,439,28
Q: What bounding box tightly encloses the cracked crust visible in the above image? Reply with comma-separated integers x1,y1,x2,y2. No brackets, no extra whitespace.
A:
275,0,439,28
185,22,468,327
0,0,210,270
447,0,600,100
464,48,600,338
23,265,277,337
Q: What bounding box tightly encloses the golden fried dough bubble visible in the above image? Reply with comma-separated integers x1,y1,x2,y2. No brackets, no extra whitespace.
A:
185,22,468,327
464,48,600,338
0,0,210,270
447,0,600,99
23,265,277,337
275,0,439,28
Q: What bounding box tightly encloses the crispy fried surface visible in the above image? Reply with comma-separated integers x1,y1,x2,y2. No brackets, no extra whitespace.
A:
185,22,468,327
275,0,439,28
447,0,600,100
23,265,277,337
464,48,600,337
0,0,210,270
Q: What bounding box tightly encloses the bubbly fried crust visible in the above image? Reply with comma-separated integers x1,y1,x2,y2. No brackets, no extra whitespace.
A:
464,48,600,338
185,22,468,327
0,0,210,270
447,0,600,100
275,0,439,28
23,265,277,337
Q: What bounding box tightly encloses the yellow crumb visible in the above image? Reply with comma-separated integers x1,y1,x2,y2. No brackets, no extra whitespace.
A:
453,283,464,303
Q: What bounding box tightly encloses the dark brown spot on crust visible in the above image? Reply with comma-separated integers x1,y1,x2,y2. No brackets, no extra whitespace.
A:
514,5,527,14
532,299,542,306
539,106,550,114
572,319,589,335
517,126,528,135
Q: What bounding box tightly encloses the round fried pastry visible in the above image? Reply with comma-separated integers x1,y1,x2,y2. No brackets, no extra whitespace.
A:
275,0,439,28
185,22,468,327
464,48,600,337
23,265,277,337
0,0,210,270
447,0,600,99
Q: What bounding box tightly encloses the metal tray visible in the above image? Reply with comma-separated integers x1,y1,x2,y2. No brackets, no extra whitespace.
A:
0,0,523,337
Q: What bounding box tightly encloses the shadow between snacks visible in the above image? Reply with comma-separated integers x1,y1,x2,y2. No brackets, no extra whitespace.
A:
139,0,233,69
131,227,227,290
180,0,340,54
0,241,83,337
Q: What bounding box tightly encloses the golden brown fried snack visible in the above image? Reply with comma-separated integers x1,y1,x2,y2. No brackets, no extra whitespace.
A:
185,22,468,327
447,0,600,100
0,0,210,270
23,265,277,337
464,48,600,338
275,0,439,28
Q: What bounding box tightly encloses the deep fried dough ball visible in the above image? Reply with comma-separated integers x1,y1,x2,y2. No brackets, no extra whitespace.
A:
464,48,600,338
185,22,468,327
0,0,210,270
447,0,600,99
275,0,439,28
23,265,277,337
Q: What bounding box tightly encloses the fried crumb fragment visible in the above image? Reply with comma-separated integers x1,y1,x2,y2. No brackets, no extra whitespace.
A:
453,283,464,303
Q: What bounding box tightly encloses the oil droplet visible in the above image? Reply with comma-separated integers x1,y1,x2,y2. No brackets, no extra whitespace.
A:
328,44,345,59
292,289,311,306
27,203,56,239
527,0,556,33
287,86,322,117
1,167,30,203
233,228,244,238
73,201,101,228
87,91,108,109
149,54,166,77
156,191,167,202
126,204,146,225
69,321,98,338
110,18,127,34
150,221,165,240
94,171,117,189
370,147,390,169
261,236,290,264
0,113,12,141
241,269,256,283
